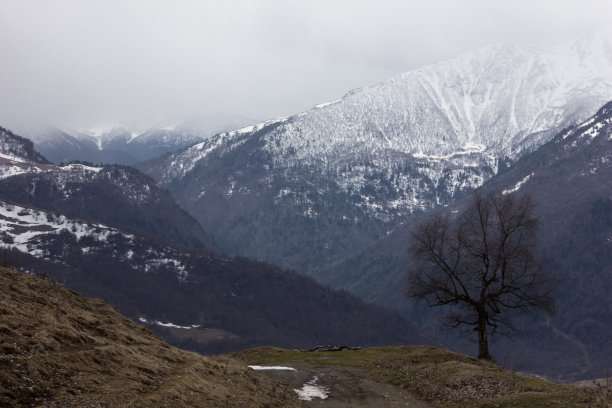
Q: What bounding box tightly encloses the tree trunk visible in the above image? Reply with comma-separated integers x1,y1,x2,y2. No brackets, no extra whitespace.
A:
477,310,491,360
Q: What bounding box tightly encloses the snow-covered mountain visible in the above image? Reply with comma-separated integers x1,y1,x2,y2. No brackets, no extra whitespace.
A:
77,113,257,163
12,113,257,164
138,33,612,274
0,128,219,251
12,124,139,165
0,126,49,164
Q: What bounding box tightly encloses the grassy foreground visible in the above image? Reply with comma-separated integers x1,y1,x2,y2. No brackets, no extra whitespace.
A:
231,346,611,407
0,267,299,407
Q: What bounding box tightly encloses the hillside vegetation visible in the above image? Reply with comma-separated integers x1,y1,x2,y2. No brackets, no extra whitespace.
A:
0,267,299,407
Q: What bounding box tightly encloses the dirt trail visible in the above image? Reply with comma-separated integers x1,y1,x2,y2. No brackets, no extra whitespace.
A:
253,361,433,407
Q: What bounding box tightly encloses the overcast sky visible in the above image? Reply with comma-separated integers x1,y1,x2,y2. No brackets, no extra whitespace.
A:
1,0,611,128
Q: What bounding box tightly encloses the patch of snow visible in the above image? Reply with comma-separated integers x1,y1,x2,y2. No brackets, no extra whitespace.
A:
225,178,236,198
232,117,288,135
128,131,142,142
411,145,485,161
0,152,26,163
60,164,103,173
580,121,606,139
293,376,329,401
313,100,341,109
0,165,34,179
502,172,534,195
276,188,292,199
297,99,342,117
143,257,189,280
248,366,297,371
137,317,201,329
0,200,125,258
303,207,318,218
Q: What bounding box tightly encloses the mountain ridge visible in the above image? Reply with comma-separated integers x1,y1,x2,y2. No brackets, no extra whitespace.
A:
0,160,219,252
11,113,258,165
137,34,612,275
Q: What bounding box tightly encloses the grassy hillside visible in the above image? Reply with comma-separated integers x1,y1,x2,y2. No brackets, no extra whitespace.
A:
0,267,299,407
232,346,612,407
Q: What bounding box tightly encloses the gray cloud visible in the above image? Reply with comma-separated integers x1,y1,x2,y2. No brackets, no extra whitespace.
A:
1,0,611,128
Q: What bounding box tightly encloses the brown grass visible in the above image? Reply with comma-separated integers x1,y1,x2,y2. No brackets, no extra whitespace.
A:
232,346,612,407
0,267,300,407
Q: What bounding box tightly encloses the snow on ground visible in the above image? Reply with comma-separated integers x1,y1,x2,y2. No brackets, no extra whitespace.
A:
248,366,296,371
0,200,194,282
293,376,329,401
0,155,102,181
142,257,189,280
0,164,34,179
0,152,26,163
138,317,201,330
294,384,329,401
246,366,328,400
59,163,103,173
0,155,50,180
502,172,534,195
0,201,121,257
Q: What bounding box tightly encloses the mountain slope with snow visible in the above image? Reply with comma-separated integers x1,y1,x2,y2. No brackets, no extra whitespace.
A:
9,114,257,165
0,126,49,164
322,100,612,381
138,33,612,275
0,129,218,251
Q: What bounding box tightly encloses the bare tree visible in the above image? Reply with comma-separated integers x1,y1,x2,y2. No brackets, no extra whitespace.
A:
407,192,557,360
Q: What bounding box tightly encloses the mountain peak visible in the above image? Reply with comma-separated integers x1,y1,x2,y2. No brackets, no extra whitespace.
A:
139,35,612,277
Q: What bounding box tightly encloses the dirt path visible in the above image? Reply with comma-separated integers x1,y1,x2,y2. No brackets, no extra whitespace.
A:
252,362,433,407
